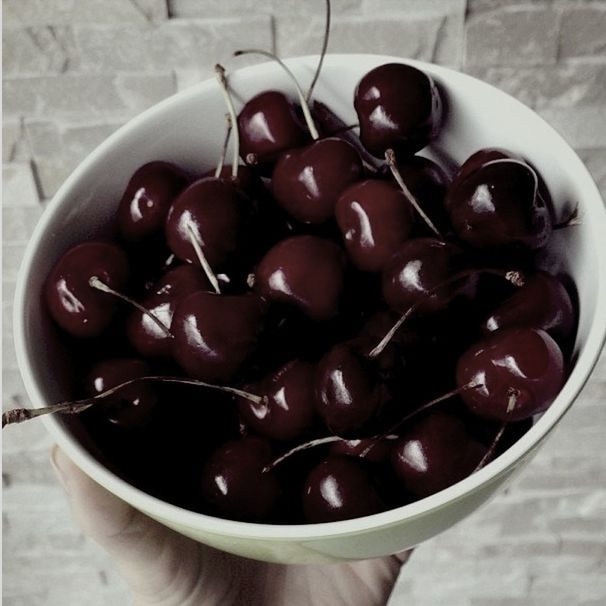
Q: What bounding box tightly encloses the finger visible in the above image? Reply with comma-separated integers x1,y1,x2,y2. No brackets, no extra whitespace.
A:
50,446,203,604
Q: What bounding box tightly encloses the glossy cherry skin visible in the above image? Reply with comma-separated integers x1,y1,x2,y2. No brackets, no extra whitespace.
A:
126,265,210,358
354,63,442,158
445,157,552,249
84,358,157,428
453,148,555,221
315,343,389,437
456,327,565,422
45,241,129,338
117,161,187,241
238,360,316,441
336,179,414,271
482,271,575,342
238,91,309,169
171,291,265,382
391,412,487,498
253,235,345,321
200,437,280,522
272,137,363,224
382,238,473,314
165,177,250,269
303,456,385,523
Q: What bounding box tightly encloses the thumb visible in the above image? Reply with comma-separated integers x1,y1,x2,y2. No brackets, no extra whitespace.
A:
50,446,203,605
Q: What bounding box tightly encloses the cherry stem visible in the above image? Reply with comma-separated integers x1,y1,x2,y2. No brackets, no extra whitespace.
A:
88,277,173,339
306,0,331,102
215,64,240,179
359,380,482,458
2,376,263,428
368,268,526,360
385,149,443,239
186,223,221,294
473,422,507,472
214,113,233,179
263,436,343,473
263,434,399,473
234,49,320,141
554,204,581,230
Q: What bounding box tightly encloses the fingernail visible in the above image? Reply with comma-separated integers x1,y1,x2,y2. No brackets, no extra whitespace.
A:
50,446,71,496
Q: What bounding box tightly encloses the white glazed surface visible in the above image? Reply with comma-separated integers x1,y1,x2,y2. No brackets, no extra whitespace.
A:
14,55,606,563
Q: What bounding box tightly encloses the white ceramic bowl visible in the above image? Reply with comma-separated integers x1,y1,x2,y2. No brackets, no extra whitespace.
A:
14,55,606,564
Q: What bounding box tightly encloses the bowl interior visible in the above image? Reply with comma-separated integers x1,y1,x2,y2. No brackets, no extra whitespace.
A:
14,55,606,540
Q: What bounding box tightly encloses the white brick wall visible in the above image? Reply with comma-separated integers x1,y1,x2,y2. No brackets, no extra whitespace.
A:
3,1,606,605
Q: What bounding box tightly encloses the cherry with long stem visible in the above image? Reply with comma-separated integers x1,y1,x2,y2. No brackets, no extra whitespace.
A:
2,376,262,428
369,268,525,359
234,49,320,141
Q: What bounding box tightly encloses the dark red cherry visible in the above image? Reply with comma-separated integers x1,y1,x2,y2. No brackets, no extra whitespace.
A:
330,438,392,464
456,327,565,422
253,235,345,321
382,238,473,314
354,63,442,158
445,157,552,249
238,91,309,170
200,437,280,522
303,456,385,523
315,343,389,437
45,241,129,338
84,358,157,428
336,179,414,271
238,360,316,441
391,412,486,498
483,271,574,342
165,177,250,269
126,265,211,358
171,291,265,382
272,137,363,224
117,162,187,242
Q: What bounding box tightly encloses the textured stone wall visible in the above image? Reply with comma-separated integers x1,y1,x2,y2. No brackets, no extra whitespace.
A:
3,1,606,604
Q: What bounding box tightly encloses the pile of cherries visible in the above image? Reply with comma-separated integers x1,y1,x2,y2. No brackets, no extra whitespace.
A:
41,58,576,525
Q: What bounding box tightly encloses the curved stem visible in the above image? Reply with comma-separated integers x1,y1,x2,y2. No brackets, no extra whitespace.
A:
367,268,525,360
263,436,344,473
306,0,331,102
234,49,320,140
359,380,482,458
2,376,262,428
215,64,240,179
214,113,233,179
186,223,221,294
385,149,443,239
88,277,173,339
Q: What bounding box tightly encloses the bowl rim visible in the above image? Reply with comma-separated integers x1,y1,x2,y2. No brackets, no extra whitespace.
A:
13,54,606,541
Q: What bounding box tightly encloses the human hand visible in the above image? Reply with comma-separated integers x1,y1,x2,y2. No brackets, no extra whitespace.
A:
51,446,409,606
